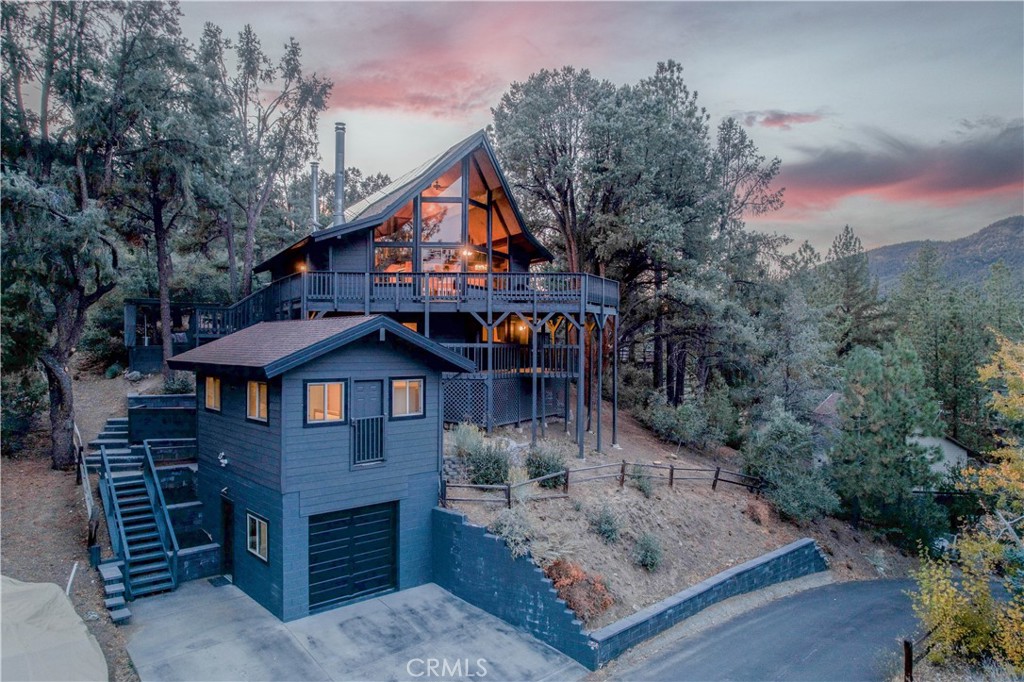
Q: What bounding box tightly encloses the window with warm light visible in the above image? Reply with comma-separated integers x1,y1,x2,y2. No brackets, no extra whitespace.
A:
247,381,268,422
391,378,424,419
246,513,268,562
205,376,221,411
306,381,345,424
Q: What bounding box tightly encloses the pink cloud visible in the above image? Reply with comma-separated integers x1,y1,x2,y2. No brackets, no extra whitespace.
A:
772,122,1023,216
741,110,824,130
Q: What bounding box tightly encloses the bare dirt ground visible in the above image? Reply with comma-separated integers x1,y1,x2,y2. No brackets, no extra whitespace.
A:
1,360,161,682
449,400,916,630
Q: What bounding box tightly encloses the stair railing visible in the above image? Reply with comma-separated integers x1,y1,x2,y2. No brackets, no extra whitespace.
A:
73,422,100,548
142,440,180,589
99,444,134,600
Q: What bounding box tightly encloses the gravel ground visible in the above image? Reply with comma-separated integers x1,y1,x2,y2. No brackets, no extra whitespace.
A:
1,364,162,682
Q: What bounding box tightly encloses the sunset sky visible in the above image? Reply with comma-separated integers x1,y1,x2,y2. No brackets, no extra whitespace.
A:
179,1,1024,252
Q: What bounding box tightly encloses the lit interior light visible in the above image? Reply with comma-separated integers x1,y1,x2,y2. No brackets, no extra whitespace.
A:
298,263,306,272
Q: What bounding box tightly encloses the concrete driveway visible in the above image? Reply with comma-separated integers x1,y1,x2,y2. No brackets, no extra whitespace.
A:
125,580,585,681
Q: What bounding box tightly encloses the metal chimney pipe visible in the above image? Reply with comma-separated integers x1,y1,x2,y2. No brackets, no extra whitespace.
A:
310,161,319,229
333,122,346,224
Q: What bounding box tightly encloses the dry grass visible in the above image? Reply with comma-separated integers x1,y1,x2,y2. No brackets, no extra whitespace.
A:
448,402,916,630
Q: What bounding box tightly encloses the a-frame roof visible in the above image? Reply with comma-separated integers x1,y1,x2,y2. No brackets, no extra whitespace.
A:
254,130,553,274
167,315,475,378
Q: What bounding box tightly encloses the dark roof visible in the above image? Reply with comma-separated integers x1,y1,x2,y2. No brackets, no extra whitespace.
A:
254,129,553,273
167,315,474,378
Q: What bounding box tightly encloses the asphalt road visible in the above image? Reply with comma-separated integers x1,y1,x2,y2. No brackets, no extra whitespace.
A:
616,580,918,682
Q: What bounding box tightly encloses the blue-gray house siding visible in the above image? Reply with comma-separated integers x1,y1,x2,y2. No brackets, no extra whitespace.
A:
194,333,445,620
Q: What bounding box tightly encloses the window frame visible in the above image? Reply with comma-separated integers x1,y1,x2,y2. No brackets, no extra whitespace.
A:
389,376,426,421
303,378,349,427
246,512,269,563
204,375,221,412
246,380,269,425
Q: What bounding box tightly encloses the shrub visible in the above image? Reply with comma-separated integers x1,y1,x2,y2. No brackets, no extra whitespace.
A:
79,290,128,369
1,370,46,457
525,444,566,489
451,422,484,458
466,443,510,485
629,464,653,499
589,504,620,544
490,507,532,559
743,399,839,523
632,532,663,572
105,363,124,379
636,392,710,448
544,559,613,625
163,371,195,395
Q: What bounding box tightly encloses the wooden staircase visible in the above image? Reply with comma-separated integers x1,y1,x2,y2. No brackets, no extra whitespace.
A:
86,418,143,472
108,472,176,598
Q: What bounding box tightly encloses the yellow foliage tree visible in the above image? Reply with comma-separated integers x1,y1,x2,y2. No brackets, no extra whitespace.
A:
911,333,1024,672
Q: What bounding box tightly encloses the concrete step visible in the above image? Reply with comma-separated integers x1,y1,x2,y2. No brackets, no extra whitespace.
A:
98,431,129,440
104,595,126,610
104,422,129,431
109,607,132,624
131,571,172,587
104,583,125,597
98,564,123,583
129,561,169,577
87,462,141,473
106,417,129,426
89,438,129,449
131,579,174,597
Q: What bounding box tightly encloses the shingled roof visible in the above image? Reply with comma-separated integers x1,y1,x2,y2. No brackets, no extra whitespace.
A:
167,316,474,378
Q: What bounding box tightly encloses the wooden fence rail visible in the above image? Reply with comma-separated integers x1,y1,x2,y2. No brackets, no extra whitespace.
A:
440,459,764,508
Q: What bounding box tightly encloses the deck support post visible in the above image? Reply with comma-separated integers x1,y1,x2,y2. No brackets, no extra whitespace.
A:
486,315,494,435
530,318,538,448
596,314,604,453
576,314,586,459
612,314,619,448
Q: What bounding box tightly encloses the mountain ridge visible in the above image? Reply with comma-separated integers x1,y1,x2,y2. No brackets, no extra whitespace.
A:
865,215,1023,292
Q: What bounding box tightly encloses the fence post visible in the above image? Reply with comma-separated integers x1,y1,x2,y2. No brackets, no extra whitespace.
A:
505,484,512,509
563,469,570,494
669,464,674,488
619,460,626,487
712,466,721,491
903,639,913,682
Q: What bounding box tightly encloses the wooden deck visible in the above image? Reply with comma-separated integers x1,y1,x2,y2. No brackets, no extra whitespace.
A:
194,271,619,340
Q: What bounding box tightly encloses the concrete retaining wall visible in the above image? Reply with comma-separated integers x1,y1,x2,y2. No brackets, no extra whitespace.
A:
432,507,829,670
129,407,196,443
176,543,221,582
587,538,829,667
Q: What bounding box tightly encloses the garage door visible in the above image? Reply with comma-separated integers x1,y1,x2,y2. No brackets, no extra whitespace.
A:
308,502,397,611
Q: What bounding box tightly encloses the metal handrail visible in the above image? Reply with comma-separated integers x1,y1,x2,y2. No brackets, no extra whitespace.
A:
99,444,133,599
143,440,180,588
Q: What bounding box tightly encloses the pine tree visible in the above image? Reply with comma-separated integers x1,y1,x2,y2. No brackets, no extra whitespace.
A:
832,337,943,533
820,225,893,357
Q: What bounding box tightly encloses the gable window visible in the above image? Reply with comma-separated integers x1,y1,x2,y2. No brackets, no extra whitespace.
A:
307,381,346,424
205,376,221,411
247,381,268,422
391,377,424,419
246,513,268,562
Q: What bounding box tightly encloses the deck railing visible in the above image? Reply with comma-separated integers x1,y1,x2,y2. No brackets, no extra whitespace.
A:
352,415,385,465
443,342,580,375
196,270,619,340
143,441,180,589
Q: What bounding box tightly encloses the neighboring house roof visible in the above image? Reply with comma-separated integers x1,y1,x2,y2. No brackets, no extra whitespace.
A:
812,392,841,419
254,129,554,274
167,315,475,378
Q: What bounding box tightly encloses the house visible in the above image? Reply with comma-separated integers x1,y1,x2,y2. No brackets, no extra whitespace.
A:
167,315,474,620
160,125,622,458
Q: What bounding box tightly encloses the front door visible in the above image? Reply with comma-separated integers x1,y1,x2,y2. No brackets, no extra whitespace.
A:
352,380,383,420
221,497,234,579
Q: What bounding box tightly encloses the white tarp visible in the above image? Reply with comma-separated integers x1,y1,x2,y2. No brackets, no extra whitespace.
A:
1,576,108,682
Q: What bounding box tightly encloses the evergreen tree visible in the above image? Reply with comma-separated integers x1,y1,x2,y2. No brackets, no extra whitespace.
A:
819,225,893,357
832,337,943,534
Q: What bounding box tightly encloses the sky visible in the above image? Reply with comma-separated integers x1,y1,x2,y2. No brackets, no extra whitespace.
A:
179,1,1024,252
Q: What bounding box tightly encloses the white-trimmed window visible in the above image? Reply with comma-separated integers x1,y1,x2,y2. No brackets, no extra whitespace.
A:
247,381,268,422
205,376,221,411
246,513,268,561
307,381,346,424
391,378,424,418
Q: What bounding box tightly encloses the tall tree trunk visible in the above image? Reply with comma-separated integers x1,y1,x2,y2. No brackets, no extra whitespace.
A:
223,211,238,301
153,196,174,380
666,341,677,404
652,264,665,392
242,209,256,297
676,349,687,404
40,351,76,469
